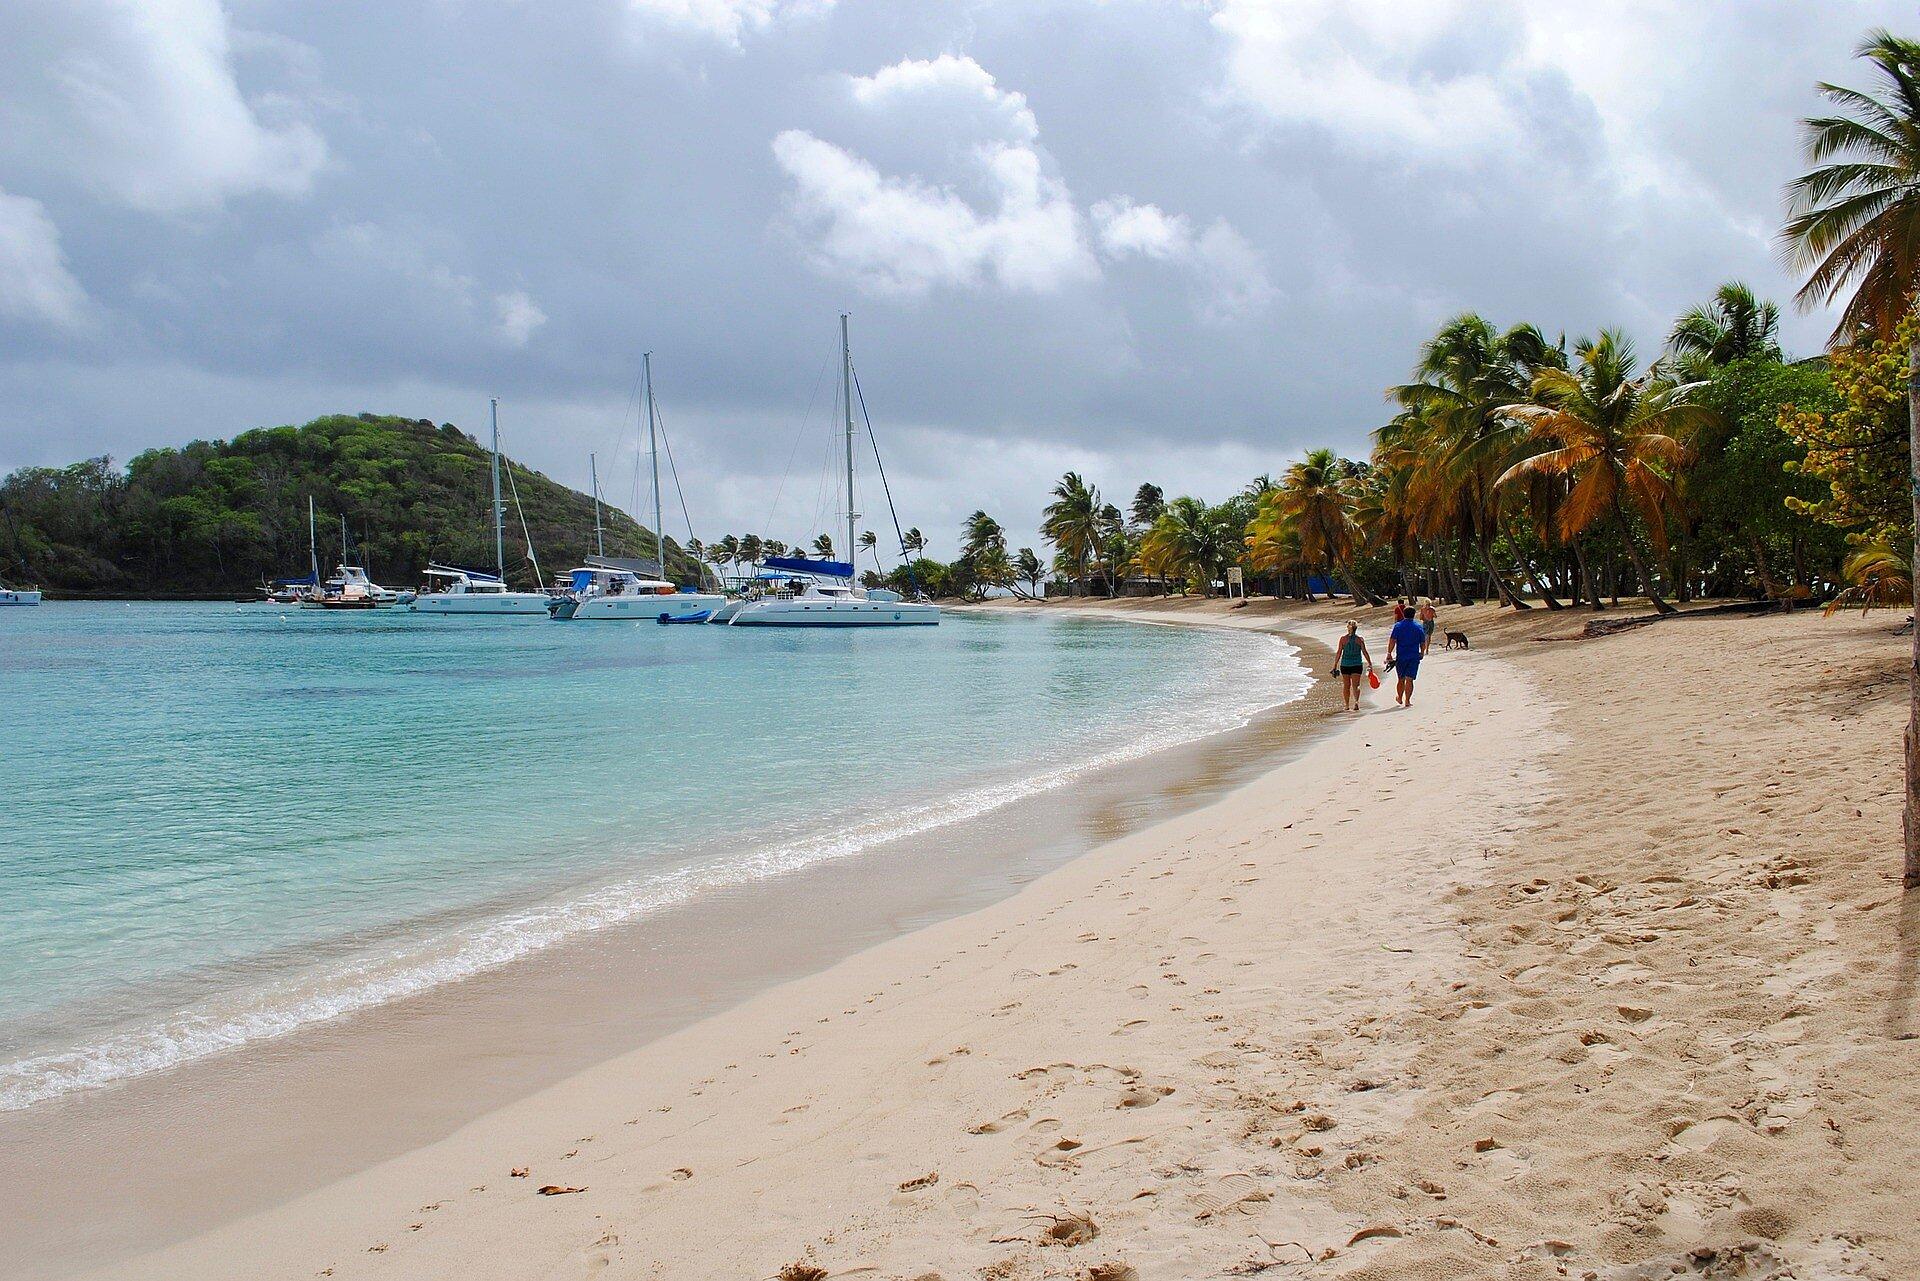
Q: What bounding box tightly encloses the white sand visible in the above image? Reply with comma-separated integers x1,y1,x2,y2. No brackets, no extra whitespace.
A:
57,600,1920,1280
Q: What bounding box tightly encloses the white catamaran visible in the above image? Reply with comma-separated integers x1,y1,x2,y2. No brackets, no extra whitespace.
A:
551,354,724,624
727,315,939,627
412,399,554,616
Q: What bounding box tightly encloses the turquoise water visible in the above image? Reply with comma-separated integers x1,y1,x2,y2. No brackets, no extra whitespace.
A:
0,603,1306,1109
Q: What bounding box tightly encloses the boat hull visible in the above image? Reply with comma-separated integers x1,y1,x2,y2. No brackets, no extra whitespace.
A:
728,599,940,626
0,590,42,606
411,594,552,616
557,592,725,623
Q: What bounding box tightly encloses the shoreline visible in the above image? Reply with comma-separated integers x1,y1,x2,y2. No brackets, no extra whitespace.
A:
19,597,1916,1280
4,608,1337,1279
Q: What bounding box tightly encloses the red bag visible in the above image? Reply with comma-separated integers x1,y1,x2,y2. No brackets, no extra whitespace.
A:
1367,670,1381,690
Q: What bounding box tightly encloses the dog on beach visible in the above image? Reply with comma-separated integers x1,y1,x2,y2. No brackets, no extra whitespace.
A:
1444,630,1470,650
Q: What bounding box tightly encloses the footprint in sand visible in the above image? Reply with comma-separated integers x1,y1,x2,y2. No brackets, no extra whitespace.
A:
966,1106,1029,1135
1116,1085,1174,1109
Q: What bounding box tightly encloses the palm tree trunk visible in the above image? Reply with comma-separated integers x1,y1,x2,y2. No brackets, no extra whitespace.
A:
1570,539,1602,609
1748,535,1782,600
1516,552,1562,609
1475,523,1529,609
1904,334,1920,887
1611,502,1674,615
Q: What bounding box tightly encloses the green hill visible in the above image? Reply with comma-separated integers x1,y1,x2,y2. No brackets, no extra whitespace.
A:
0,413,702,597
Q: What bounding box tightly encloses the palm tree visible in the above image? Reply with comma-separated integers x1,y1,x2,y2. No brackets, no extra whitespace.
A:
1130,483,1166,527
858,529,880,573
1781,28,1920,886
1140,496,1234,595
811,533,835,559
1387,314,1564,609
961,510,1007,561
1041,472,1103,596
713,534,740,582
901,527,925,560
738,533,764,571
1497,331,1711,616
1014,546,1045,599
1665,282,1783,378
1257,448,1380,604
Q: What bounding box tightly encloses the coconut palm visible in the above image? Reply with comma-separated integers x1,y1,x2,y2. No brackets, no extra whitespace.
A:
1140,497,1234,595
1665,282,1783,379
1130,483,1166,527
712,534,740,581
901,527,926,560
961,510,1008,561
1780,28,1920,886
737,533,763,571
1386,314,1565,609
811,533,835,559
1041,472,1103,595
857,529,880,574
1496,331,1712,616
1825,538,1911,614
1255,448,1379,604
1014,547,1045,599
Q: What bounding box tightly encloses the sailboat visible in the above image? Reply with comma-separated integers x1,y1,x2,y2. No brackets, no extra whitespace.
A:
412,400,555,616
727,315,939,627
551,356,725,623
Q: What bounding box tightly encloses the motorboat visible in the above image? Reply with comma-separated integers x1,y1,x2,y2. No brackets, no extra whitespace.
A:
411,564,553,616
550,564,723,622
0,577,41,606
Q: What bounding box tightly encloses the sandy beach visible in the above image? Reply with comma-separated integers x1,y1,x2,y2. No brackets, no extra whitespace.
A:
25,598,1920,1280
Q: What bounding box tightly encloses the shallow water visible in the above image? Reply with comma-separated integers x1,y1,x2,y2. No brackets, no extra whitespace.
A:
0,602,1308,1109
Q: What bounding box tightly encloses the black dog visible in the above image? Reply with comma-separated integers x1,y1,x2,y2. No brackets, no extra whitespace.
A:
1444,630,1470,650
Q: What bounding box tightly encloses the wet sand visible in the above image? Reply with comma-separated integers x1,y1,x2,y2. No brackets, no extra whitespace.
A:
2,625,1337,1279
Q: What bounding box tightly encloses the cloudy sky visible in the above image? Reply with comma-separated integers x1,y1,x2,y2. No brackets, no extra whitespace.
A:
0,1,1900,557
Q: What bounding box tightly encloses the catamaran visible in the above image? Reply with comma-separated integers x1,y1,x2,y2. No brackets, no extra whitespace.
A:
0,577,41,606
413,399,554,616
550,561,721,622
726,315,938,627
550,354,724,624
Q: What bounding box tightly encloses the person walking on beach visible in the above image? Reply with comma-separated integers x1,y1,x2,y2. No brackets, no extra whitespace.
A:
1386,607,1430,707
1335,620,1373,713
1418,601,1437,640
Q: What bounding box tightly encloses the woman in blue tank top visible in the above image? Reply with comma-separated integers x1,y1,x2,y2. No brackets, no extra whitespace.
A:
1335,620,1373,712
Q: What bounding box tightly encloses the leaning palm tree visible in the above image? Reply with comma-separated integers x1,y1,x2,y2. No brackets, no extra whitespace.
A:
1040,472,1103,596
1496,331,1711,616
811,533,835,559
901,527,926,560
737,533,764,571
857,529,880,573
1781,28,1920,887
1665,282,1783,379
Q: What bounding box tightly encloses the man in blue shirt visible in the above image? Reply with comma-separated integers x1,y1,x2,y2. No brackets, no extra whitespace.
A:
1386,609,1431,707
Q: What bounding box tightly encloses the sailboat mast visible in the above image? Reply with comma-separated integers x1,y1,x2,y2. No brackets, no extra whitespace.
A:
841,312,855,578
340,513,348,565
490,397,505,579
590,452,604,557
645,352,664,579
308,496,319,583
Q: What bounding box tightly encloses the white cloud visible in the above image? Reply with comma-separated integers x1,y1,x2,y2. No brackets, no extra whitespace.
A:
625,0,832,48
772,129,1097,295
1209,0,1531,158
2,0,326,214
1092,197,1273,322
848,54,1041,145
492,290,548,346
0,189,89,329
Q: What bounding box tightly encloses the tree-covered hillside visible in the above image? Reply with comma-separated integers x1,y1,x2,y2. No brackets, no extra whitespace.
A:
0,414,700,597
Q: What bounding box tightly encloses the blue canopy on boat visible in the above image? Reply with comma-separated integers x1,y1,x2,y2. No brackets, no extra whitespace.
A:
271,574,317,587
762,555,854,579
